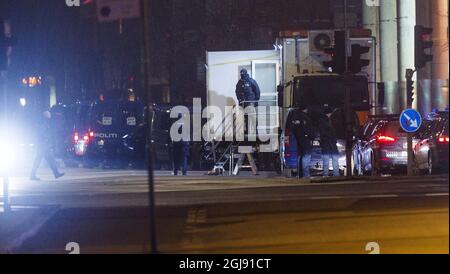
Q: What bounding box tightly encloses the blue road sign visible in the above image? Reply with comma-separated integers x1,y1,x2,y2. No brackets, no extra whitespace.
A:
400,109,422,133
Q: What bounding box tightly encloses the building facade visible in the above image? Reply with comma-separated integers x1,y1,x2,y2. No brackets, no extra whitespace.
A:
363,0,449,115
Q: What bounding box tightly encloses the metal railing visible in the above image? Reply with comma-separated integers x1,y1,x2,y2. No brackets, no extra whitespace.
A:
203,99,280,171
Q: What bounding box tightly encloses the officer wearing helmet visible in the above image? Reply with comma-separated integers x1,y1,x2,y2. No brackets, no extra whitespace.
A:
235,69,261,107
235,69,261,137
30,110,65,181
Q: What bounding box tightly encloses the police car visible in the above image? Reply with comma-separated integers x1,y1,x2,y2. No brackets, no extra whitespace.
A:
72,100,143,168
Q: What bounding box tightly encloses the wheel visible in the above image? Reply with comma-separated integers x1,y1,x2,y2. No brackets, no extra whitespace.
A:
370,154,379,176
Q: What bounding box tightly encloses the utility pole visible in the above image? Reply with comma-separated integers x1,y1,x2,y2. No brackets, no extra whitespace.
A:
141,0,157,254
343,0,353,178
343,0,348,70
1,18,12,213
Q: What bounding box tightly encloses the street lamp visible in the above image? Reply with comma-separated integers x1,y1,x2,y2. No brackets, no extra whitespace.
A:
19,97,26,107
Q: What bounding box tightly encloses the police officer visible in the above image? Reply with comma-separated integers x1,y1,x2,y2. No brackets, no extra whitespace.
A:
236,69,261,137
235,69,261,107
171,114,190,176
287,108,315,178
318,113,340,177
30,111,65,181
172,140,189,176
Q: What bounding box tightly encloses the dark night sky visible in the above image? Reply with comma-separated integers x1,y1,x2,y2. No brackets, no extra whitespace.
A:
1,0,363,105
2,1,79,75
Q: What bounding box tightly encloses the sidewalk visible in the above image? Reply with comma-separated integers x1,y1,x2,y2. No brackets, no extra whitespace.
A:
0,206,59,253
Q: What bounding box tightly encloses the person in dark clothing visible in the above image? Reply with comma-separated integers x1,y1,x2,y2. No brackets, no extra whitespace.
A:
171,114,190,176
172,140,190,176
235,69,261,136
287,108,315,178
30,111,65,181
318,113,340,177
235,69,261,107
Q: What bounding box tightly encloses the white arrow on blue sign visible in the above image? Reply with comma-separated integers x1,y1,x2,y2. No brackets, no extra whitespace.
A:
400,109,422,133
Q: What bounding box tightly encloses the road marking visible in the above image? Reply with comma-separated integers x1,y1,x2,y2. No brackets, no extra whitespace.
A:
368,194,399,198
311,196,343,200
309,194,412,200
309,193,448,200
425,193,449,197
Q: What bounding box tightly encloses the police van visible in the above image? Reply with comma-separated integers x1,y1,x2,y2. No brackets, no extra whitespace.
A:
72,100,144,168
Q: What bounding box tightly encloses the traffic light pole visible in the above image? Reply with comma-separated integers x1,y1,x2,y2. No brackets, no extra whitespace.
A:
406,69,416,177
343,4,353,178
141,0,157,254
344,72,353,178
1,69,11,213
0,73,11,213
1,65,11,214
1,19,11,213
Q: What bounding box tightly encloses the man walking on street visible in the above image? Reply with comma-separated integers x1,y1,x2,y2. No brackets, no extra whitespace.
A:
30,111,65,181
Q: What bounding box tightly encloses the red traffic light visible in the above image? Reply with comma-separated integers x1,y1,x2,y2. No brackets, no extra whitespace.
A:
415,25,434,69
321,31,346,74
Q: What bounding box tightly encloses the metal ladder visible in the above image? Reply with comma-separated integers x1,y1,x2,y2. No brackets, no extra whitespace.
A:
203,99,279,175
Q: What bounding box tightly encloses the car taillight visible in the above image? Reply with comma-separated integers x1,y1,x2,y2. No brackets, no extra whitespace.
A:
89,131,95,138
438,136,449,143
74,132,91,143
377,135,396,144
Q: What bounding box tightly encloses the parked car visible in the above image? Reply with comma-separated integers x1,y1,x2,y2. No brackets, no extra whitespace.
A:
413,111,449,174
354,115,422,176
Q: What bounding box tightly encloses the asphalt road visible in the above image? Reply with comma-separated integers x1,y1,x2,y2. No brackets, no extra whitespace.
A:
1,169,448,254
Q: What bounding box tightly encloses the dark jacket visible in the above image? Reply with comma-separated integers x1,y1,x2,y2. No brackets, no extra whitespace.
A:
235,75,261,103
318,116,339,155
287,109,315,154
172,140,190,156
